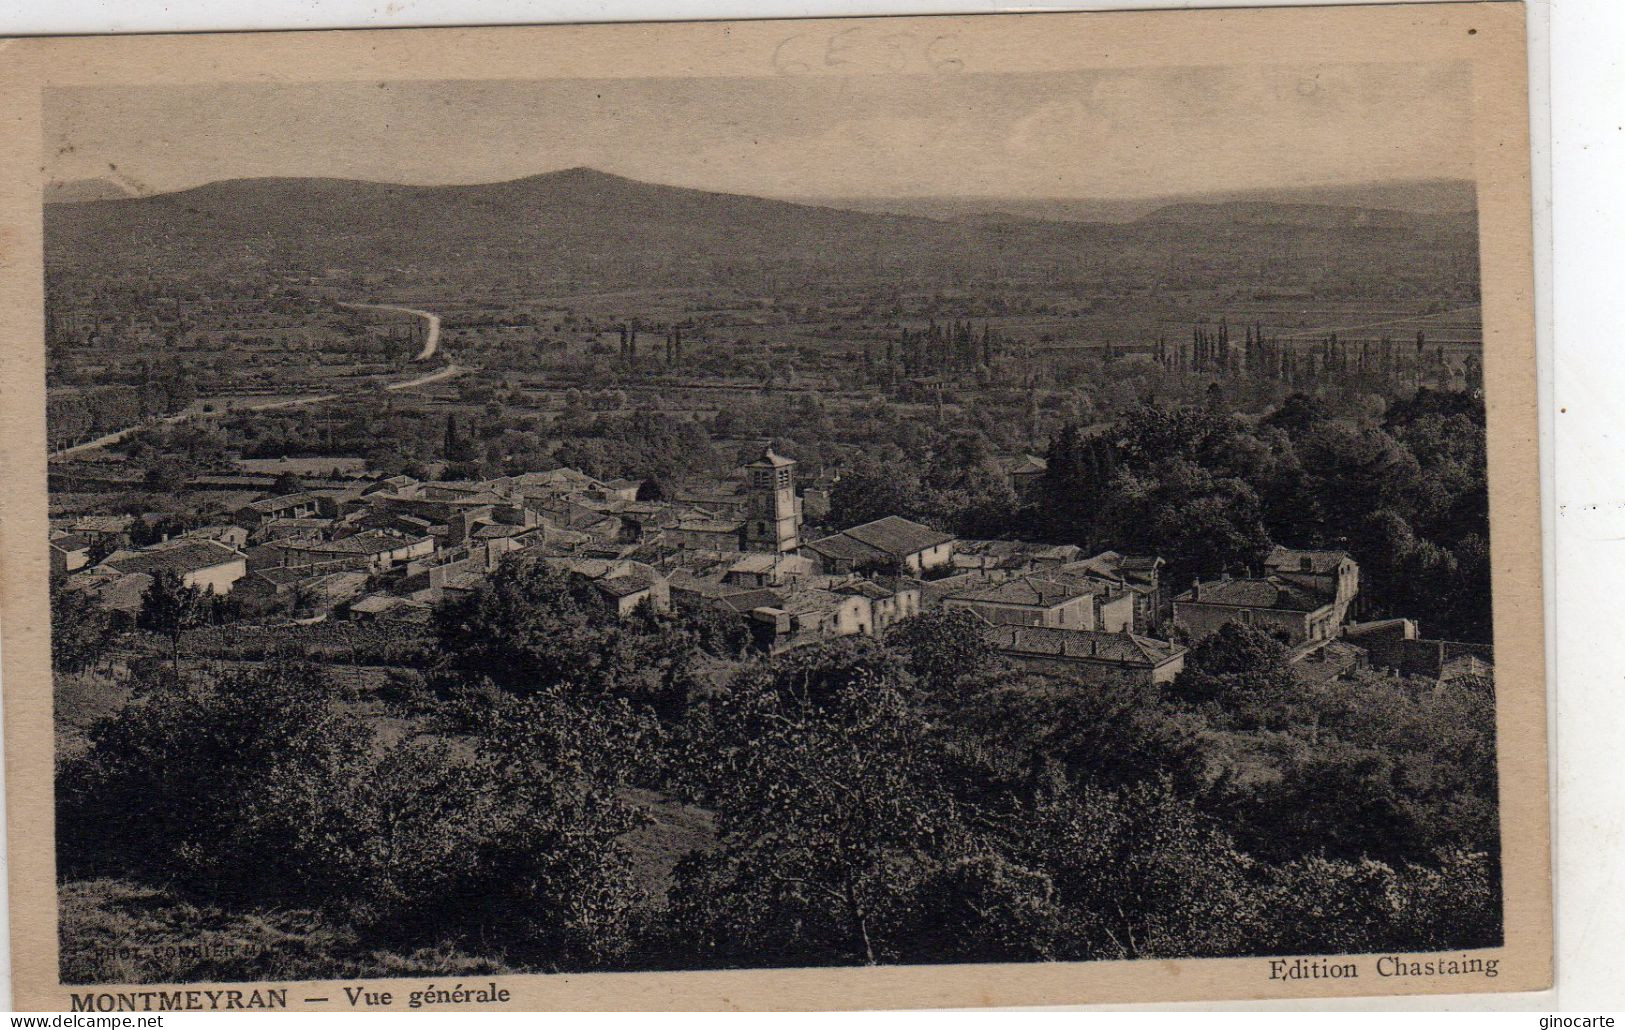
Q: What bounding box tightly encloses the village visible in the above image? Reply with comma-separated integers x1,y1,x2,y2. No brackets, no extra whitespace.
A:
49,438,1491,690
33,48,1518,986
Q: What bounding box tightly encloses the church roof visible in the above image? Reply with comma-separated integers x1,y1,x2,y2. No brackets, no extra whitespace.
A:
745,446,796,469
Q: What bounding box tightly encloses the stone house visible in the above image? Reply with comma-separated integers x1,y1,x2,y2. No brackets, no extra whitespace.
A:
101,539,248,595
833,578,921,635
987,625,1187,686
1262,546,1360,625
667,517,747,552
804,516,955,575
50,533,93,576
724,552,815,589
545,557,672,616
1062,551,1169,632
234,492,324,527
68,515,134,548
943,572,1134,633
279,530,435,573
993,453,1048,496
1173,569,1353,645
1343,618,1494,681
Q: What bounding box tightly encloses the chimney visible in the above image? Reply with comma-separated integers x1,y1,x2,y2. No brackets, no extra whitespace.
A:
1191,578,1201,602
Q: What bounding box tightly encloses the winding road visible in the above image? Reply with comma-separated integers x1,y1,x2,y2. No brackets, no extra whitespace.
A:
337,301,442,361
52,302,459,460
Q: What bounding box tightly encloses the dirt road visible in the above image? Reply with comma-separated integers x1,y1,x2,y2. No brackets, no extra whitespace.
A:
338,301,442,361
53,303,459,460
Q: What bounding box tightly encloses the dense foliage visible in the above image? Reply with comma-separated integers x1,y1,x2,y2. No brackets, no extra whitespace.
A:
818,392,1491,642
58,559,1501,981
51,584,111,675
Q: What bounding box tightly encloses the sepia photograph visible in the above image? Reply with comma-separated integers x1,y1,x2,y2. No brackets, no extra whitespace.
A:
1,3,1549,1010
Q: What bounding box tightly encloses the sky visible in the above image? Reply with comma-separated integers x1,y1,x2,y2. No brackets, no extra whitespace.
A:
45,63,1474,201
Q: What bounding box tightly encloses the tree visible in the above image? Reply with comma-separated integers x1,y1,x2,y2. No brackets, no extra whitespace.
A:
887,852,1064,964
884,608,997,698
1222,743,1426,866
433,557,625,695
1181,621,1291,679
61,661,648,968
1292,421,1422,544
1098,460,1273,586
433,556,695,715
437,689,650,967
668,601,752,661
826,456,922,531
1033,423,1118,546
949,677,1209,795
1300,670,1500,858
1262,392,1330,436
142,459,190,495
1009,772,1261,960
57,661,370,900
51,584,110,674
1170,622,1303,730
136,570,211,674
665,644,972,967
285,578,325,616
1256,848,1501,955
1114,404,1239,468
269,471,305,496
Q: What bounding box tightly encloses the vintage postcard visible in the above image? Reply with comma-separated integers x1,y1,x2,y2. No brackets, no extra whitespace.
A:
0,1,1548,1011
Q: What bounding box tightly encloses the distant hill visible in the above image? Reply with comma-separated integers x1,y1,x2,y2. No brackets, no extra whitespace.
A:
1134,201,1473,233
799,178,1477,225
45,178,141,204
47,167,1033,277
43,167,1478,293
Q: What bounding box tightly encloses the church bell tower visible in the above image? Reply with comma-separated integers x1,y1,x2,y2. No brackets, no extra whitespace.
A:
744,445,800,554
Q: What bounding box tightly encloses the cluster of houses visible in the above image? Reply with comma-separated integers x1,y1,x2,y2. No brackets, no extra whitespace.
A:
49,445,1489,688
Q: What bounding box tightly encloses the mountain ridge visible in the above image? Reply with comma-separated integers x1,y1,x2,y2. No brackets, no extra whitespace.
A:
46,177,142,204
795,178,1477,226
46,166,1475,221
1135,200,1471,231
43,167,1479,291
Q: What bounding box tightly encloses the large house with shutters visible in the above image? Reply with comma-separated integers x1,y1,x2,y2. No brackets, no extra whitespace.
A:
1171,548,1360,644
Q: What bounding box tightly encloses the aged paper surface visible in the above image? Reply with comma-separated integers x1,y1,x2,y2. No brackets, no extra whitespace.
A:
1,1,1546,1010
